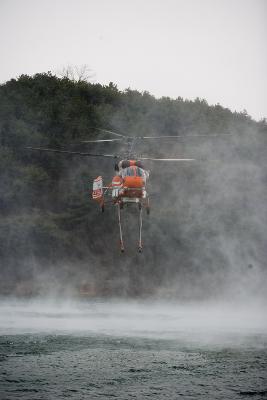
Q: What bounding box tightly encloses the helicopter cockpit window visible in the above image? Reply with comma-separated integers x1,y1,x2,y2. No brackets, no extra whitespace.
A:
126,167,133,177
121,166,146,178
122,167,134,177
136,167,145,177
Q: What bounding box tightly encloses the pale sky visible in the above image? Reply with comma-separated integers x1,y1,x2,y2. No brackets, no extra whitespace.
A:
0,0,266,120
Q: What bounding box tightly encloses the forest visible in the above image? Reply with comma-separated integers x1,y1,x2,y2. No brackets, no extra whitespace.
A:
0,72,266,298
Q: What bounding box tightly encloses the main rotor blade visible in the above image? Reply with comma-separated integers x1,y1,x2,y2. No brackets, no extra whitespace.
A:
139,157,196,161
26,147,118,158
137,134,233,140
92,128,127,138
81,139,123,143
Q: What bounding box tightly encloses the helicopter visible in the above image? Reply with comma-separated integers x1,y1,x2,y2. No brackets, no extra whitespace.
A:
27,128,231,253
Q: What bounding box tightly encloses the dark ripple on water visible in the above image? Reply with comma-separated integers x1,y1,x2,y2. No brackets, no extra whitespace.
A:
0,300,267,399
0,334,267,400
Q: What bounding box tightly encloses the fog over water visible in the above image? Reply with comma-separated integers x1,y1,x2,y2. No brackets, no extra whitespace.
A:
0,71,266,399
1,299,266,346
1,299,266,399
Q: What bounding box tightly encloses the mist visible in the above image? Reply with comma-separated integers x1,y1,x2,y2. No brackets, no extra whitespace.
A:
0,77,266,305
0,298,266,348
1,77,266,400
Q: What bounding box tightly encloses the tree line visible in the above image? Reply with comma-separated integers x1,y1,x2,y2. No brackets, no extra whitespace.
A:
0,72,266,297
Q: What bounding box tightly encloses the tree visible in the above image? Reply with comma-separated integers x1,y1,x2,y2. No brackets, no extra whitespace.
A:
56,64,94,83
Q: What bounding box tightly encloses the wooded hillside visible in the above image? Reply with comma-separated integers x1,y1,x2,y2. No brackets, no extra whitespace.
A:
0,73,266,297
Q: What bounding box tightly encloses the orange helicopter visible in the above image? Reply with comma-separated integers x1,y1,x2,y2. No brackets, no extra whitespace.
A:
27,128,231,253
87,128,198,253
92,159,150,253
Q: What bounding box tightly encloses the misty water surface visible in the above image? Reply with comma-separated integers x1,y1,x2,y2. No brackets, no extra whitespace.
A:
0,299,266,399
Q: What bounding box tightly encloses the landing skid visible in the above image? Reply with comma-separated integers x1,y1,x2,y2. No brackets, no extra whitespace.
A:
117,204,125,252
117,201,144,253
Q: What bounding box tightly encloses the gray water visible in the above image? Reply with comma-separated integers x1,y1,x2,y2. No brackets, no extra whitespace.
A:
0,299,266,399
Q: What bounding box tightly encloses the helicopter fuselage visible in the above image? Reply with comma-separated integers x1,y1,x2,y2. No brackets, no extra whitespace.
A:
92,160,149,208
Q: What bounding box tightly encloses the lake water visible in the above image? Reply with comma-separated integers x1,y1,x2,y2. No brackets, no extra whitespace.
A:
0,299,266,399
